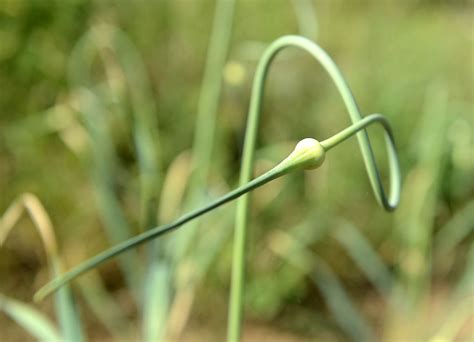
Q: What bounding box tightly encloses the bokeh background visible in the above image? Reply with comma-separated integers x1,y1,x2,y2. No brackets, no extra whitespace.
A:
1,0,473,341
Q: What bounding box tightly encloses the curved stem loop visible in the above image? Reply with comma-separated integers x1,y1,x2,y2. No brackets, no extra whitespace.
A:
228,35,401,341
33,113,399,304
34,37,401,324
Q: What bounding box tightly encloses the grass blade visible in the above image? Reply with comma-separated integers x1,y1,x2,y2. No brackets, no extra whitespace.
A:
168,0,236,264
0,194,84,341
142,264,170,342
269,230,375,341
77,265,130,338
75,88,143,298
430,295,474,341
395,85,449,306
334,221,393,297
291,0,318,39
434,200,474,256
0,294,62,342
453,242,474,299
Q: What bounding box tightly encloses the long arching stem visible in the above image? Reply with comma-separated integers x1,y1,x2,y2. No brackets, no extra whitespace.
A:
228,35,400,341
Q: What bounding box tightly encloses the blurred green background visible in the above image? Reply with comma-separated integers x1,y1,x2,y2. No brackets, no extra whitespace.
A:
0,0,472,341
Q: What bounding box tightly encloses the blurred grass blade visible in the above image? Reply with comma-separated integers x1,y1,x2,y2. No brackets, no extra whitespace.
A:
102,24,167,342
235,0,317,62
76,88,143,298
429,293,474,342
105,25,162,232
77,268,130,338
168,207,233,340
291,0,318,39
169,0,236,263
158,151,192,223
0,294,62,342
434,200,474,256
142,257,171,342
269,230,375,341
69,28,146,298
69,23,163,298
84,26,167,339
162,0,235,337
453,242,474,299
334,221,393,297
395,84,449,305
142,152,189,341
0,194,58,253
142,264,170,341
0,194,84,342
191,0,235,191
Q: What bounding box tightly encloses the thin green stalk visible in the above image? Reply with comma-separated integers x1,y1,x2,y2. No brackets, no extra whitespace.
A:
168,0,235,296
191,0,235,191
34,112,399,302
151,1,235,337
229,35,400,342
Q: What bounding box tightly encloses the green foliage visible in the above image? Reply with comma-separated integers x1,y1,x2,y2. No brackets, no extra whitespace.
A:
1,1,472,341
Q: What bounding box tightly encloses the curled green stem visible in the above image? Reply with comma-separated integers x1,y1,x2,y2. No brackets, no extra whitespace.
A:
228,35,401,341
33,112,399,303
